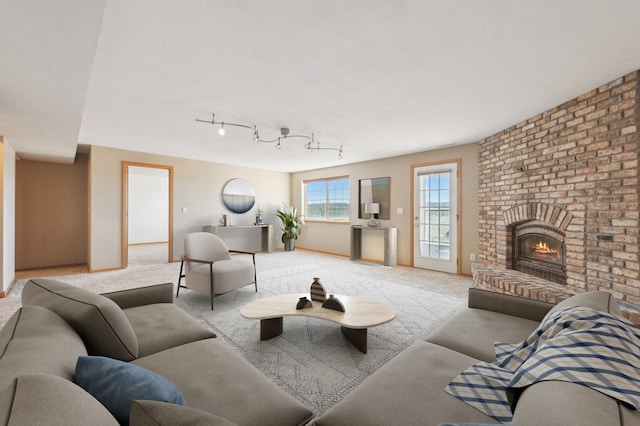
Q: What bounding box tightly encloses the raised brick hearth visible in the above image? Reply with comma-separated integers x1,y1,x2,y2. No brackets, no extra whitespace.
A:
476,70,640,325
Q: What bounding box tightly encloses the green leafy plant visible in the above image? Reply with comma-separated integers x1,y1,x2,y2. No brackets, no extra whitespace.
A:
276,204,305,244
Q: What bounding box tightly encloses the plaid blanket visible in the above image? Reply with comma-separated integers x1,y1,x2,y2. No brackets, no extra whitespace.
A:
445,305,640,422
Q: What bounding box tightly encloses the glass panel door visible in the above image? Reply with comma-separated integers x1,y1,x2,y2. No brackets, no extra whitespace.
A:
413,163,458,273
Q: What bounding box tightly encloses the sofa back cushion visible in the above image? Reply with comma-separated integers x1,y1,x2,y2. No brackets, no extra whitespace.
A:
549,291,622,317
0,374,118,426
22,278,139,361
0,306,87,390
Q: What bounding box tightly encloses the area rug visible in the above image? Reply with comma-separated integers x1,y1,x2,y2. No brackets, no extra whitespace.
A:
174,252,467,416
6,250,468,417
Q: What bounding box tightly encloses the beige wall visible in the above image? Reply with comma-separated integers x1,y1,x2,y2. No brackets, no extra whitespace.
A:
89,146,290,271
1,138,16,293
291,143,479,274
15,155,88,270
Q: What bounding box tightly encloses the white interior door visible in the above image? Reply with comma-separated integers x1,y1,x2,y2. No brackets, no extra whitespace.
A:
413,162,458,273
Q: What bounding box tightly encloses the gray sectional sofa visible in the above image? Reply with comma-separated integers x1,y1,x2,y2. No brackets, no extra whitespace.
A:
315,288,640,426
0,278,313,426
3,277,638,426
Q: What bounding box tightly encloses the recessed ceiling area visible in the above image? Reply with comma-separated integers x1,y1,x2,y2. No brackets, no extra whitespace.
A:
2,1,640,172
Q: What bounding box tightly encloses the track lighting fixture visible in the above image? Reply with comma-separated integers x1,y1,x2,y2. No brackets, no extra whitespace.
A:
196,114,344,159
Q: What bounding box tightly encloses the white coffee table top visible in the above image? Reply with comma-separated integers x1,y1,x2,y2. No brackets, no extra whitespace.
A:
240,293,397,329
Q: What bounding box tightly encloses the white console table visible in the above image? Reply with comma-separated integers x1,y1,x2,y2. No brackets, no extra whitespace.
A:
350,225,397,266
202,224,274,253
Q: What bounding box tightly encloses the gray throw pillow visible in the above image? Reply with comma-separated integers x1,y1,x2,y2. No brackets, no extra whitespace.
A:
75,356,185,425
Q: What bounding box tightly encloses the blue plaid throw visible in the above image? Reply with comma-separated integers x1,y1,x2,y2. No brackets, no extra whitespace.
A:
445,305,640,422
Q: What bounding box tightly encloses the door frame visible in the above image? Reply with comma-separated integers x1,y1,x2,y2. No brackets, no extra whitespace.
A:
121,161,174,268
410,159,462,274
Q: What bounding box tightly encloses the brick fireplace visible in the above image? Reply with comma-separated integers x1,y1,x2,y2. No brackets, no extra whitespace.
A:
474,70,640,325
508,204,569,285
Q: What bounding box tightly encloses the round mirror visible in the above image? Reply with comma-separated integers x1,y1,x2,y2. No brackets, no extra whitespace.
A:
222,178,255,214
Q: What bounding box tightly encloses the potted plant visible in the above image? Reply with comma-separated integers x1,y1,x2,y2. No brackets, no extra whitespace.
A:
276,204,305,251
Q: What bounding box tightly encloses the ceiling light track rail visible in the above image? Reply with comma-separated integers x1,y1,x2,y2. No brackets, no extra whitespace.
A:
196,113,343,159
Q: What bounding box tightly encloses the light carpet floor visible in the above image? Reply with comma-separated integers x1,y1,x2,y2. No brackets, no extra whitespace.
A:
3,250,472,417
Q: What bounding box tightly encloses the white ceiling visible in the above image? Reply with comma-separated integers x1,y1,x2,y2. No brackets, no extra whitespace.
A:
2,1,640,172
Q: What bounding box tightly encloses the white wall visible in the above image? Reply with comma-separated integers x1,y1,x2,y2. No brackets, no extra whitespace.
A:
128,166,169,244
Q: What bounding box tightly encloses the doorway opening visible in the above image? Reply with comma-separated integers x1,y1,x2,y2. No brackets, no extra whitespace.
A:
122,162,174,268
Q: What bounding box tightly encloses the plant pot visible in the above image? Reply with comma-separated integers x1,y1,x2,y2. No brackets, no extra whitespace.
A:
284,239,295,251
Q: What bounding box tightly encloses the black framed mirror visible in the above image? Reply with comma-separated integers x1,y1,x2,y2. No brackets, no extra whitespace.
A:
358,177,390,220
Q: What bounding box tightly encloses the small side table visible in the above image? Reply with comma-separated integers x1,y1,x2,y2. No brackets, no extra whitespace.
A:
350,225,397,266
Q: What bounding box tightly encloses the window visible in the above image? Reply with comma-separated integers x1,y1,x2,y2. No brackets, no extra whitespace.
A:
304,176,350,222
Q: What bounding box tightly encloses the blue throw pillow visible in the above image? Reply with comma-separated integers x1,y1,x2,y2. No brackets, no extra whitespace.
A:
75,356,186,425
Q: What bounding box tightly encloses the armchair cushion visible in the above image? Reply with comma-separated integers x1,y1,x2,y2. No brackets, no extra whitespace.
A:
21,279,138,361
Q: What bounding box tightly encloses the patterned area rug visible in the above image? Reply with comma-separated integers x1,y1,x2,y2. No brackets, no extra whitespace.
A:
174,252,467,416
6,251,468,417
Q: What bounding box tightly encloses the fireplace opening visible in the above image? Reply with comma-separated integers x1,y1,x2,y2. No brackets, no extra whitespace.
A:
519,235,562,265
512,222,566,284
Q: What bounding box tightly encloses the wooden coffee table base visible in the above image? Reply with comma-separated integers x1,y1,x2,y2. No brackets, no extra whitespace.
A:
340,326,367,353
259,317,369,353
260,317,284,341
242,293,396,354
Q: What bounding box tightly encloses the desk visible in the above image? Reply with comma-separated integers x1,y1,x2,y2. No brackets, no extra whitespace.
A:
350,225,397,266
202,224,274,253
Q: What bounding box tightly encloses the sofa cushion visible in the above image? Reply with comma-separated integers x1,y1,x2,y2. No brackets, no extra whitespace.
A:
0,306,87,390
549,290,622,316
425,308,540,362
123,303,216,357
132,339,314,426
511,381,620,426
0,374,118,426
130,400,238,426
315,341,497,426
22,278,139,361
75,356,185,425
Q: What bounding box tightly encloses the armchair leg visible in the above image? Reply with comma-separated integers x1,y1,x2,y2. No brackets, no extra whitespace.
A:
210,264,214,310
252,253,258,292
176,260,186,298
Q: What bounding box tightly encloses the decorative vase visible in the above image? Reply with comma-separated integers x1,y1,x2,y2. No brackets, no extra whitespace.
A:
284,239,295,251
322,294,345,312
310,277,326,302
255,215,262,224
296,297,312,310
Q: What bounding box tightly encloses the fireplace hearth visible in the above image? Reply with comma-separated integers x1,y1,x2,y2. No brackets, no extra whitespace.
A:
512,221,566,285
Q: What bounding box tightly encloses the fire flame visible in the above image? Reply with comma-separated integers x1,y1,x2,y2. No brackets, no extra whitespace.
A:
533,241,559,256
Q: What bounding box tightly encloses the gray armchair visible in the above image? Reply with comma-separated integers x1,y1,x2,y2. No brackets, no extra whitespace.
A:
177,232,257,309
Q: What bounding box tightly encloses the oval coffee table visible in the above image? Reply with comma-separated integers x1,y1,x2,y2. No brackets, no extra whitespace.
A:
240,293,397,353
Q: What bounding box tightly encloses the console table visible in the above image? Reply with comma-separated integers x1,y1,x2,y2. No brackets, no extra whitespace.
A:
350,225,397,266
202,224,274,253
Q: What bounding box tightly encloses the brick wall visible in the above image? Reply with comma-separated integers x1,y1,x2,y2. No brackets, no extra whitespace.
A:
477,70,640,315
